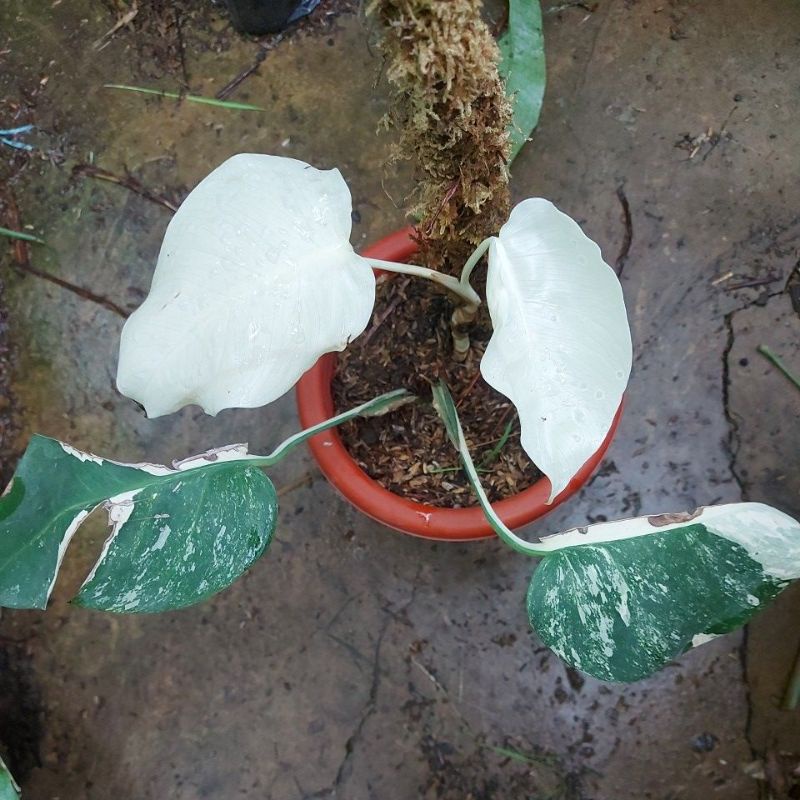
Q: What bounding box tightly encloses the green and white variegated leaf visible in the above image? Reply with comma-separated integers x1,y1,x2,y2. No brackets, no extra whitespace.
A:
0,756,20,800
527,503,800,682
117,153,376,418
0,435,276,611
498,0,546,162
76,460,275,613
481,199,632,501
0,390,410,612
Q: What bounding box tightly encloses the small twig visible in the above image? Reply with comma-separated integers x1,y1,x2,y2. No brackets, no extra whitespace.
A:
701,104,737,163
216,36,283,100
455,369,482,408
360,277,410,346
615,185,632,276
2,187,129,318
94,2,139,50
490,3,509,37
3,188,35,267
12,261,130,319
72,164,178,212
757,345,800,393
411,657,448,694
490,403,515,437
276,471,314,497
725,274,780,291
711,270,734,286
423,177,460,238
546,1,598,13
426,465,490,475
173,4,189,89
782,641,800,710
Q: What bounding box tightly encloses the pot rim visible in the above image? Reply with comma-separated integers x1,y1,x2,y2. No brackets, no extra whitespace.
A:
295,227,623,541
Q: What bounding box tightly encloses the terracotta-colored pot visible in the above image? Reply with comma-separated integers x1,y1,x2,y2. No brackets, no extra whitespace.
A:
295,228,623,541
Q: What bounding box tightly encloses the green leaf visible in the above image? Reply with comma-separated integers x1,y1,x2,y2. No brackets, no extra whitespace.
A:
498,0,546,162
527,504,800,682
76,463,276,613
0,756,20,800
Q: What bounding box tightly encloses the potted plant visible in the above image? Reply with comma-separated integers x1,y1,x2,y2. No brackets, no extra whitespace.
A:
0,152,798,685
294,228,624,540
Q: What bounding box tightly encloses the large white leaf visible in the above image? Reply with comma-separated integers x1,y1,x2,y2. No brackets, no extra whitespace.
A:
117,154,375,417
481,198,632,501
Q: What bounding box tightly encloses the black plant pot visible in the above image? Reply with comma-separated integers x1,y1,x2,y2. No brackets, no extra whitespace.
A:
223,0,313,35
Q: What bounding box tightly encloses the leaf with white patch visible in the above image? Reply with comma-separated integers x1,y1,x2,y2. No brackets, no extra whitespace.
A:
527,503,800,682
76,464,277,613
0,436,170,609
117,153,376,417
481,199,632,501
0,436,273,611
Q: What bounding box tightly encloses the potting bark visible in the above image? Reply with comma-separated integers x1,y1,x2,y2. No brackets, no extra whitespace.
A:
332,271,542,507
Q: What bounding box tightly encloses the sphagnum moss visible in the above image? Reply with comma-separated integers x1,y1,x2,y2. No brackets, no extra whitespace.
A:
368,0,512,271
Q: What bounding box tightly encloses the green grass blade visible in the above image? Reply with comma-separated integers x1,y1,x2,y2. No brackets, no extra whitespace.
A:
758,344,800,393
104,84,265,112
479,416,516,468
0,225,44,244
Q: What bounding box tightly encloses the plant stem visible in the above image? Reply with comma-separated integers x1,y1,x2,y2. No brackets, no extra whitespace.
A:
168,390,414,475
450,301,479,361
431,382,555,558
370,238,492,359
367,258,481,308
460,237,492,286
451,237,493,360
758,345,800,393
250,388,414,468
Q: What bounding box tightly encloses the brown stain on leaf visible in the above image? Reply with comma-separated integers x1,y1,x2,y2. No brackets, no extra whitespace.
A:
647,508,703,527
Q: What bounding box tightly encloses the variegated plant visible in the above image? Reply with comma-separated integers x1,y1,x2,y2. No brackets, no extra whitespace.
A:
1,153,797,684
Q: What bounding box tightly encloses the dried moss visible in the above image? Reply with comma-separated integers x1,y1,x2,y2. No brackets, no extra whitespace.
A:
369,0,512,270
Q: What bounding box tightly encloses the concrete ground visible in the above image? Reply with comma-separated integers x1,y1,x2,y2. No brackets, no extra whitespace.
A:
0,1,799,798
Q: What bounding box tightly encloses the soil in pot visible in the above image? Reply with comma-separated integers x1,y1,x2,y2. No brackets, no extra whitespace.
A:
331,267,543,507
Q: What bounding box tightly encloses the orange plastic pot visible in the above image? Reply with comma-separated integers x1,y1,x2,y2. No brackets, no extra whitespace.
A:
295,228,623,541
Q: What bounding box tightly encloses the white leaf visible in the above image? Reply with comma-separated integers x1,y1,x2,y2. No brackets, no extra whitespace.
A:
481,198,632,501
117,154,375,417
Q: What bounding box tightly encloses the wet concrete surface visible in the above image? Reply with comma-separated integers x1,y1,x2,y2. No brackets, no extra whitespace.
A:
0,0,799,798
